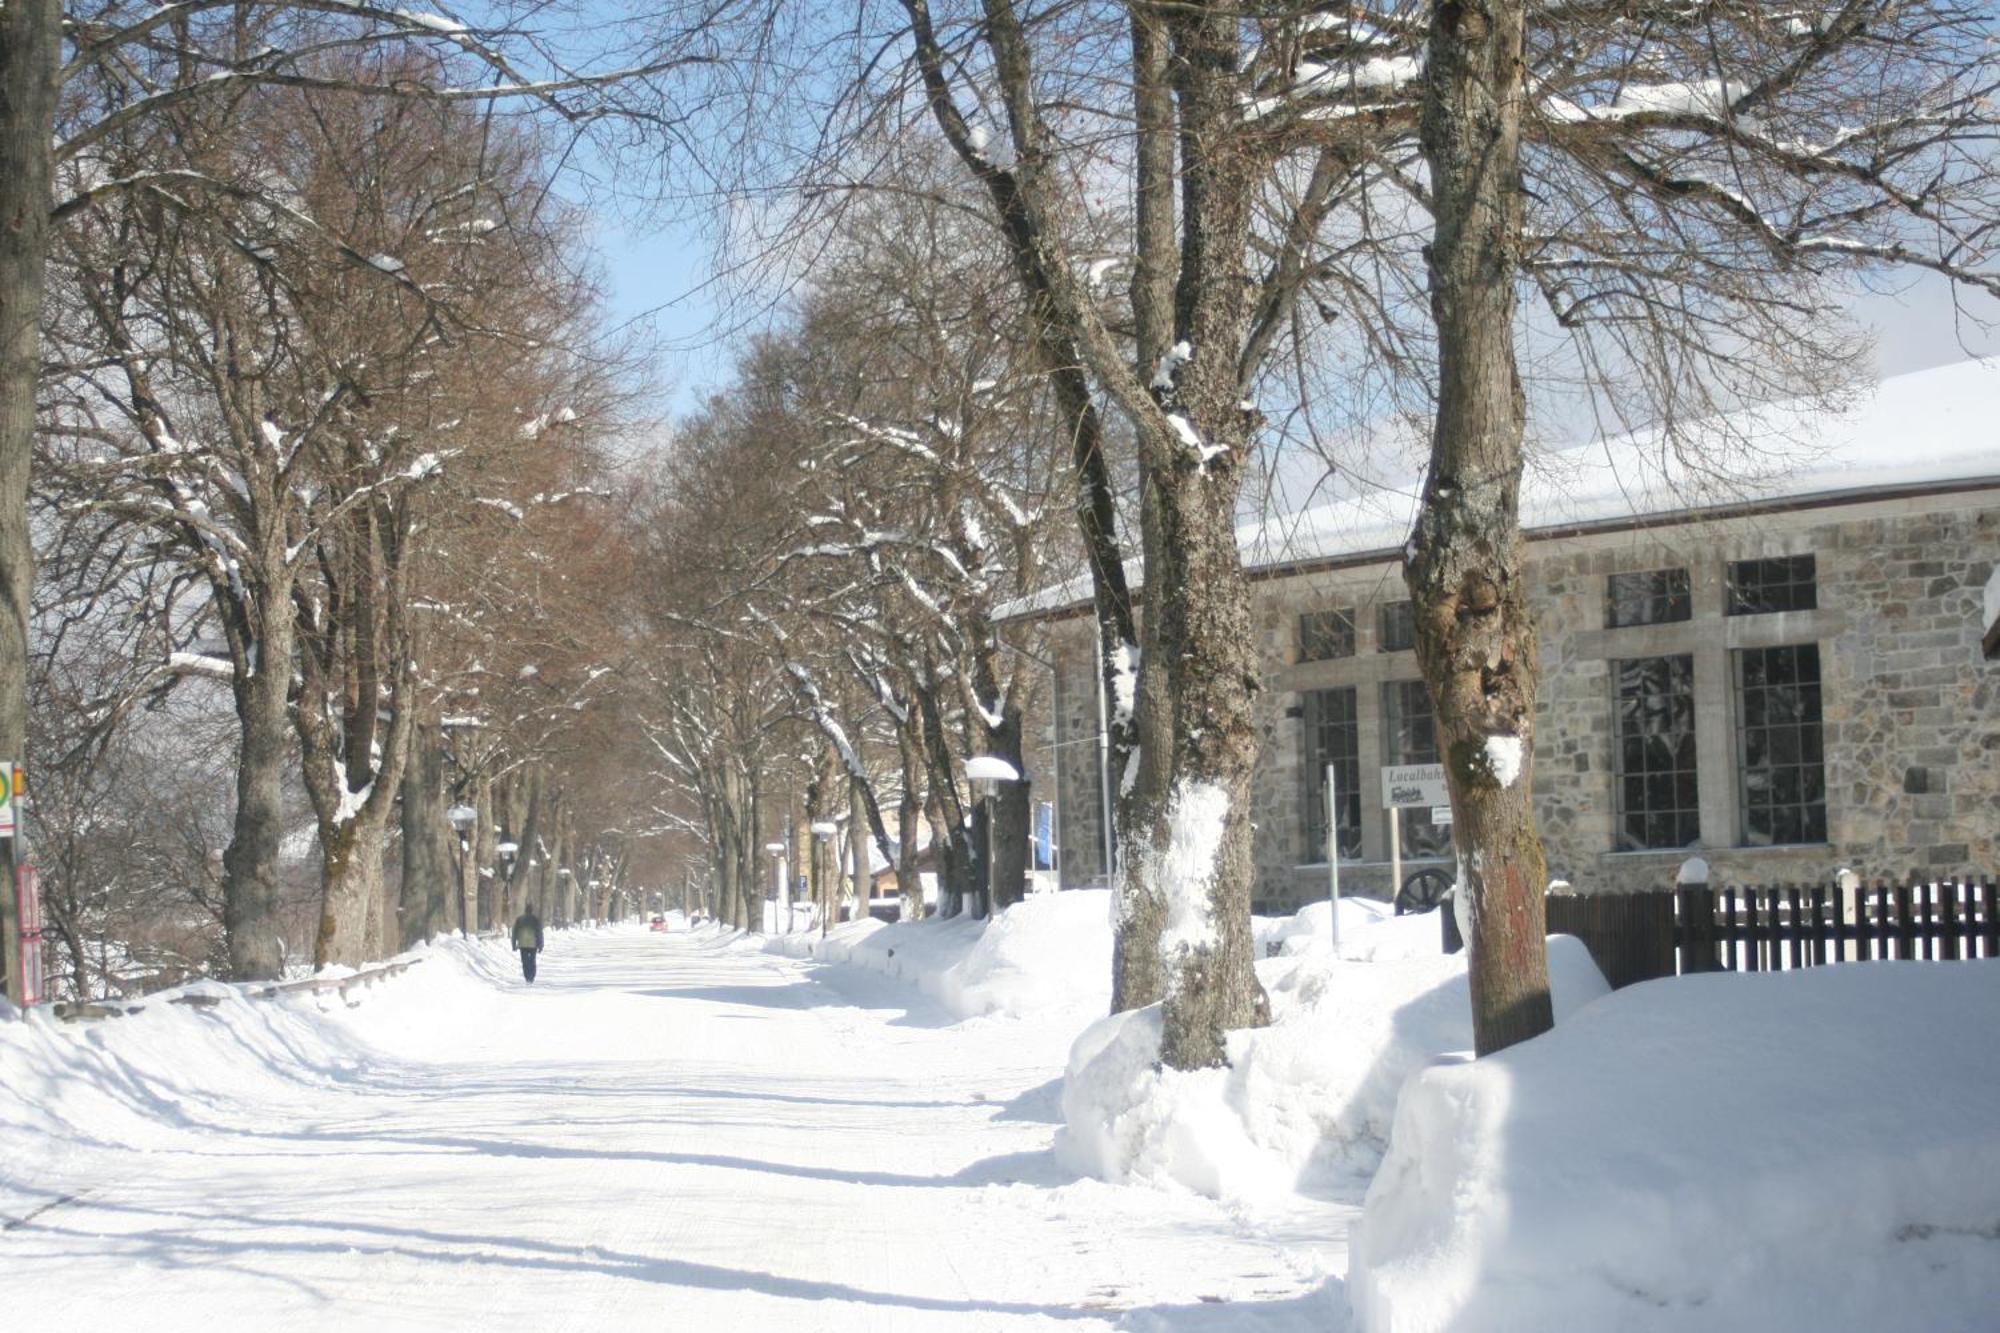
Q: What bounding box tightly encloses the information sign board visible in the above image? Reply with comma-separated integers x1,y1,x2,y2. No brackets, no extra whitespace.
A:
1380,762,1448,809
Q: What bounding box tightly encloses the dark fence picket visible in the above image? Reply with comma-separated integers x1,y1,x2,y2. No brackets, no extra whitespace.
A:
1868,880,1888,962
1941,881,1961,962
1894,881,1915,960
1816,880,1832,964
1723,886,1741,971
1749,887,1767,972
1681,886,1719,974
1976,876,1992,960
1792,880,1808,964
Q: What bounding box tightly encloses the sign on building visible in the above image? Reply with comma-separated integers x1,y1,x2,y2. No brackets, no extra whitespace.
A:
1381,762,1448,810
0,761,16,837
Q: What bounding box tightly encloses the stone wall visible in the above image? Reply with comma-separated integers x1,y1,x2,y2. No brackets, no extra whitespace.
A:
1027,487,2000,909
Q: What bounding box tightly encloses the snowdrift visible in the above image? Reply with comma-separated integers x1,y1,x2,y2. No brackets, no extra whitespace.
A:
0,933,527,1215
1056,910,1609,1202
762,889,1114,1020
1351,961,2000,1333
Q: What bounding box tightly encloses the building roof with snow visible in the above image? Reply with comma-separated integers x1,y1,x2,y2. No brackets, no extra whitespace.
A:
1007,357,2000,620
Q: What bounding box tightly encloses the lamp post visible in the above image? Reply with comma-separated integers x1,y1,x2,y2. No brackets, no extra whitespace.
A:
446,804,476,934
810,820,839,934
964,755,1020,920
496,840,518,922
764,840,787,934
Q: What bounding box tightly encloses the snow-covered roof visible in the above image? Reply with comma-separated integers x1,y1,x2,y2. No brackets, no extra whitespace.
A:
1006,358,2000,620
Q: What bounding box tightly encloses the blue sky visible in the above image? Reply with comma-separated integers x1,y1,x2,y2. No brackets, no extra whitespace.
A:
591,196,2000,436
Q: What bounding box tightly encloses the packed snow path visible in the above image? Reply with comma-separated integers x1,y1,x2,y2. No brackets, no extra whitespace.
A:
3,929,1344,1330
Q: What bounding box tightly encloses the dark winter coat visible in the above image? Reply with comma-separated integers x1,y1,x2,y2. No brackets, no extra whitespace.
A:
512,911,545,950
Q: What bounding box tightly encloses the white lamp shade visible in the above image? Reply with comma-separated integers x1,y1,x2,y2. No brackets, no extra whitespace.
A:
965,755,1020,783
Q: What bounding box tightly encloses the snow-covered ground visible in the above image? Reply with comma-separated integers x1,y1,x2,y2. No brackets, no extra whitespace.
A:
6,894,1998,1330
0,920,1344,1330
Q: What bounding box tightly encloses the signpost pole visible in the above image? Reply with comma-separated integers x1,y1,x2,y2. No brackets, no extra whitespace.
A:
1390,807,1402,909
1325,763,1340,948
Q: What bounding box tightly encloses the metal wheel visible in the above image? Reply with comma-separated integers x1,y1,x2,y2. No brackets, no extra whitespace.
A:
1396,867,1454,915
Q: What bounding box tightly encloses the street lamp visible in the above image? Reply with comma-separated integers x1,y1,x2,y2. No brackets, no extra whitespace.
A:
965,755,1020,920
810,820,839,934
764,840,787,934
446,804,476,934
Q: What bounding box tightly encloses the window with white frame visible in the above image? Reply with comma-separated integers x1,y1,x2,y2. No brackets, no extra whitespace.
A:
1301,688,1361,860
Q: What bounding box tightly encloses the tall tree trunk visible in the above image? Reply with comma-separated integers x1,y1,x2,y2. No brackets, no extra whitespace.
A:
472,773,496,930
309,700,414,967
366,845,390,960
848,778,870,922
1409,0,1553,1057
715,761,755,930
503,767,542,922
1108,0,1177,1019
968,620,1032,914
0,0,60,1004
551,817,573,925
318,815,388,967
894,720,924,920
988,705,1030,912
400,719,450,949
222,603,295,978
912,672,974,915
1131,2,1270,1070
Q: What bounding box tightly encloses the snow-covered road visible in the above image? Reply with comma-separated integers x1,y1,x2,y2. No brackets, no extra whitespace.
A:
3,929,1345,1330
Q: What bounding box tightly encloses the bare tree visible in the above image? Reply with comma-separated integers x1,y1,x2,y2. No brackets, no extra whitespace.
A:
1399,0,2000,1053
5,0,703,989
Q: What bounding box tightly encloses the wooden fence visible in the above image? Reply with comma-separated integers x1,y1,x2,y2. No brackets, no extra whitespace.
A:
1441,878,2000,988
50,956,425,1023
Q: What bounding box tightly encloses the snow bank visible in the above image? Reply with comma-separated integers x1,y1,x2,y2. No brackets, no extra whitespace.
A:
763,889,1113,1021
1351,962,2000,1332
1257,897,1444,961
0,932,524,1213
1056,916,1608,1203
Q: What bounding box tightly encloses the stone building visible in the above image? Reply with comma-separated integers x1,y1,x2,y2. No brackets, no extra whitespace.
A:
1016,360,2000,910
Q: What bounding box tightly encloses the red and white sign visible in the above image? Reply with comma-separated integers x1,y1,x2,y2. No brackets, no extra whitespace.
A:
17,863,42,1006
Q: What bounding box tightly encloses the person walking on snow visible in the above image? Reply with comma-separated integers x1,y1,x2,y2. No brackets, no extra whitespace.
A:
512,906,545,983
